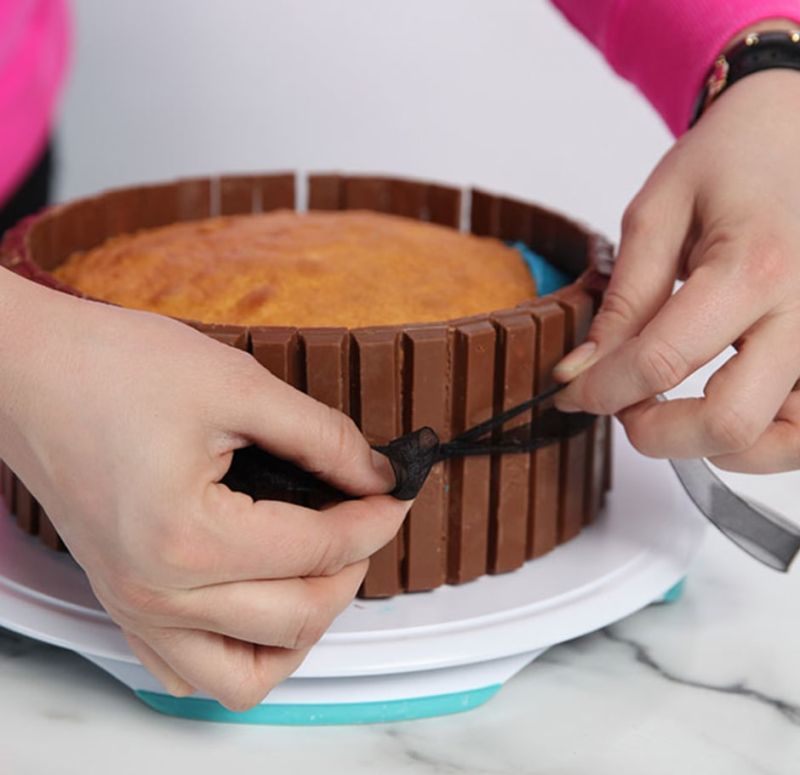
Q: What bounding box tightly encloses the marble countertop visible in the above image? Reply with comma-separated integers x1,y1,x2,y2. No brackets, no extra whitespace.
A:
2,516,798,774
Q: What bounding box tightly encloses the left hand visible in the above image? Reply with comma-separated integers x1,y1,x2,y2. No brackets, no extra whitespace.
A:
552,68,800,474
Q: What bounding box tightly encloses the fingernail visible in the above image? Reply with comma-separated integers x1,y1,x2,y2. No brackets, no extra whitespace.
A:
553,341,598,380
371,450,397,490
554,393,582,413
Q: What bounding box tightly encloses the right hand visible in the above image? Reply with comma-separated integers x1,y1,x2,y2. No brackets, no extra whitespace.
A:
0,269,409,711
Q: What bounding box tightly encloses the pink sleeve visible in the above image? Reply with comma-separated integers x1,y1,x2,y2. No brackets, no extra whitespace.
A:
551,0,800,135
0,0,70,207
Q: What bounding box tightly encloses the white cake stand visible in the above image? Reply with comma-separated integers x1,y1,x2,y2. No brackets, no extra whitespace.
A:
0,421,705,724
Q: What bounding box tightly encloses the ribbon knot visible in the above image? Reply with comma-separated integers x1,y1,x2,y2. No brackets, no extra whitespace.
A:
223,384,800,573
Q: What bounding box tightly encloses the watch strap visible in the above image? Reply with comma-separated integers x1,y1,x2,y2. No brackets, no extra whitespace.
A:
691,29,800,127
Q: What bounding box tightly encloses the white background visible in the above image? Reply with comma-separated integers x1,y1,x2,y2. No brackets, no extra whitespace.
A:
55,0,674,243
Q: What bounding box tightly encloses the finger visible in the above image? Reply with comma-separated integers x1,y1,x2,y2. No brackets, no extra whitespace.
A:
557,245,771,416
710,391,800,473
224,365,395,496
123,629,195,697
173,560,367,649
553,178,694,380
166,488,409,585
144,628,310,712
617,315,800,458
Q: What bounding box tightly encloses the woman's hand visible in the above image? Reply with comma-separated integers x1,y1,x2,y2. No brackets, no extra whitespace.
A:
553,67,800,474
0,269,408,711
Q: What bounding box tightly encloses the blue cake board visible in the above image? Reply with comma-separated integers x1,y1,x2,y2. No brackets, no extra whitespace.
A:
133,578,686,725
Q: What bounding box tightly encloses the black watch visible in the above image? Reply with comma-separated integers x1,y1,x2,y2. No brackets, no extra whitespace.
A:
690,29,800,127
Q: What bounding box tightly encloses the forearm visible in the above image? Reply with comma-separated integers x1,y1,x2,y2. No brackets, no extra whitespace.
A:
1,268,33,459
0,267,71,465
550,0,800,134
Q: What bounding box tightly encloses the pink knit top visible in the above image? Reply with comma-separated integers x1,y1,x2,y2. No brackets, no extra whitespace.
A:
2,1,800,208
0,0,69,207
552,0,800,135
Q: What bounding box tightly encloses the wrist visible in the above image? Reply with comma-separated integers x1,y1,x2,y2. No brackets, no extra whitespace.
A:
692,20,800,127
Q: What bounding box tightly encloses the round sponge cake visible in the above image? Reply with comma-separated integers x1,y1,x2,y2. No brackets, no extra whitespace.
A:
53,210,537,328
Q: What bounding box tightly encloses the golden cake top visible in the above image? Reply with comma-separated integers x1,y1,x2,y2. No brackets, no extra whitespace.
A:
54,210,537,327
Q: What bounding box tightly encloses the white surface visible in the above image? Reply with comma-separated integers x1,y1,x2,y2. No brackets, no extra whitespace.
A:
3,518,799,774
0,422,704,704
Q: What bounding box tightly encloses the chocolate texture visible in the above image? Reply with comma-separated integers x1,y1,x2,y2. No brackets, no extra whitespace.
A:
554,288,595,542
353,328,403,597
401,325,450,591
0,173,612,595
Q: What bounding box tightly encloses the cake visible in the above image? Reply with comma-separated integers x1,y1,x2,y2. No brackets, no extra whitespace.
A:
0,172,613,598
52,210,537,328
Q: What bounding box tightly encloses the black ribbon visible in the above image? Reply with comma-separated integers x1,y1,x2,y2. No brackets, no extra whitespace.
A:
223,385,800,573
374,384,595,499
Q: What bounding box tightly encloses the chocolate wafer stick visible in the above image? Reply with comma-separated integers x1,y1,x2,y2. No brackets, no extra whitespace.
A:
555,289,594,542
353,329,403,597
402,326,449,592
488,312,535,574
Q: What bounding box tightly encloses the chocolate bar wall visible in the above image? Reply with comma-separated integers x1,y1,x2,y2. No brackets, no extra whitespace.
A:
0,172,613,598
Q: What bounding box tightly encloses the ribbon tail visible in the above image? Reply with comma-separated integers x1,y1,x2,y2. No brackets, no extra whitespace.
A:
669,456,800,572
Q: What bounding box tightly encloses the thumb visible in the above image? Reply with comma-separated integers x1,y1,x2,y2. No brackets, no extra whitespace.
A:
225,362,396,496
553,184,694,382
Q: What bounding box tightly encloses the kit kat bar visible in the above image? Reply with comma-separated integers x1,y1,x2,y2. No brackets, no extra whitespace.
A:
427,184,461,228
523,301,565,559
136,182,189,231
24,212,56,272
353,329,403,598
190,322,249,350
389,180,427,221
582,268,610,524
308,175,343,211
1,462,14,513
299,328,350,510
250,327,303,387
38,509,65,551
585,246,613,513
175,177,212,222
469,189,500,237
14,481,39,534
554,289,594,541
3,466,20,515
258,173,295,213
220,176,257,215
246,328,304,504
488,312,535,574
300,329,350,414
402,326,450,592
447,320,496,584
603,415,613,497
343,177,391,213
498,198,535,245
50,196,106,261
